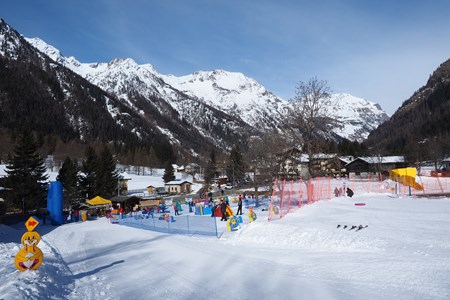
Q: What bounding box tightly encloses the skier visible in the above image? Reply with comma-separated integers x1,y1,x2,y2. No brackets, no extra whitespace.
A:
346,187,354,198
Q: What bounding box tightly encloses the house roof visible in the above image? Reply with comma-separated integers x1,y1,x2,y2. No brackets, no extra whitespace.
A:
165,180,192,186
186,163,200,168
339,156,354,164
350,156,405,165
118,172,132,180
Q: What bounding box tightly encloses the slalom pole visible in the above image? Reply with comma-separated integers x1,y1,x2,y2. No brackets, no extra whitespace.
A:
280,179,286,219
268,178,278,221
287,180,293,213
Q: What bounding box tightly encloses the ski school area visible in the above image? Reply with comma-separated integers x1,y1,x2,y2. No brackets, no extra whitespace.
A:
108,194,264,238
4,167,450,299
38,164,450,242
70,166,450,239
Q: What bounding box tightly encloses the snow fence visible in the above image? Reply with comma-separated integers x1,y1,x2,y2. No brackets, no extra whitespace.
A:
268,175,450,221
116,213,219,238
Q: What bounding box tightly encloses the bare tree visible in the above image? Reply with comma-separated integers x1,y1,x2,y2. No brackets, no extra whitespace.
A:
285,77,337,177
246,129,288,200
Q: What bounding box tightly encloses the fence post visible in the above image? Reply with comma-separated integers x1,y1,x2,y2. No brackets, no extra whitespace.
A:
214,216,219,238
187,215,190,236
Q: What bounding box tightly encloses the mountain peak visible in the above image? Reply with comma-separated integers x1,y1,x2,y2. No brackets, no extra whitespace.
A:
0,19,24,58
19,25,389,144
25,37,63,61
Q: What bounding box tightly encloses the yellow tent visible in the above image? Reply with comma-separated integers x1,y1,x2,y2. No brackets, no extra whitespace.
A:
86,196,112,206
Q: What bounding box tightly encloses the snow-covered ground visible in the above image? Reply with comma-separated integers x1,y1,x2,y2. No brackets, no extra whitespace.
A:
1,165,450,299
1,192,450,299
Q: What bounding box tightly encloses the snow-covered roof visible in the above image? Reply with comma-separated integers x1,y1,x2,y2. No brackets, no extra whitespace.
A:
339,156,354,164
354,156,405,164
165,180,192,186
118,172,132,180
186,163,200,168
313,153,337,159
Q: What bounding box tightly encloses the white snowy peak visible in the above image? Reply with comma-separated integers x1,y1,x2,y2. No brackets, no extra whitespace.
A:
26,37,160,84
323,93,389,141
0,18,24,57
163,69,288,127
23,34,389,142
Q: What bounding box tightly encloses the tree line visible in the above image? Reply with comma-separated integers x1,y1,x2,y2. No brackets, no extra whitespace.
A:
0,131,119,214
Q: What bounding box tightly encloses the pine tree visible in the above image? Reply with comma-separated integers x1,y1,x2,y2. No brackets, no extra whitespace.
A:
162,161,175,183
4,131,48,213
226,144,245,185
57,157,81,208
79,146,98,200
96,145,119,198
203,149,218,185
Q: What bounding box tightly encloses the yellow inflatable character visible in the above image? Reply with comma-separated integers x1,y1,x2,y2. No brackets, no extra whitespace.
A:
14,217,44,271
248,206,257,223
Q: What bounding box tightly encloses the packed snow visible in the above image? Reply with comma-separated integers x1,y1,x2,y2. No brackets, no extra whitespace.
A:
1,169,450,299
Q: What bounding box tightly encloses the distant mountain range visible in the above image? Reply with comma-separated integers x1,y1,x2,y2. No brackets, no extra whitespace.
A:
26,35,389,141
0,18,390,162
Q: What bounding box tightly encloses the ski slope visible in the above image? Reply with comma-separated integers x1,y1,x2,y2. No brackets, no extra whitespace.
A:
1,193,450,299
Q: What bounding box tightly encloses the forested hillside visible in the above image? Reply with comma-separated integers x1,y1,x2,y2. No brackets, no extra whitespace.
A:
365,59,450,161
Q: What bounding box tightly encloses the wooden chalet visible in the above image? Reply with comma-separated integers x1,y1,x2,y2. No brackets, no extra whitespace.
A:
346,156,406,179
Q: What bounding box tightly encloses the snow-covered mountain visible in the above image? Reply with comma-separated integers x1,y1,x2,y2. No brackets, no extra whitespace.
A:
163,70,388,141
162,70,288,130
323,93,389,141
0,20,170,148
26,37,254,150
26,37,388,143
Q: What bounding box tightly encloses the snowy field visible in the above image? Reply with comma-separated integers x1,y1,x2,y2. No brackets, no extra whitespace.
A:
1,192,450,300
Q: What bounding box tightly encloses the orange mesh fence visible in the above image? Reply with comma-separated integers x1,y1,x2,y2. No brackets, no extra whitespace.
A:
268,176,450,221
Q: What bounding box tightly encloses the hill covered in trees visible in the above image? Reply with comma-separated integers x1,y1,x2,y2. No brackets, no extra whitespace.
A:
364,59,450,162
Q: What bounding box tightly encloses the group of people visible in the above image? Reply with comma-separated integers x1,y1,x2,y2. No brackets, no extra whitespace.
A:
334,186,354,198
216,195,244,221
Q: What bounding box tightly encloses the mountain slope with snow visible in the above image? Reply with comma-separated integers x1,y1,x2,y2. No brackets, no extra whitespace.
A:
26,37,389,143
163,70,288,130
324,93,389,141
0,20,169,147
26,37,254,151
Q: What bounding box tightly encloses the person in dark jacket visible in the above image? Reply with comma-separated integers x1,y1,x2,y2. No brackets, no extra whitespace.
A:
346,187,354,198
236,196,243,215
220,200,228,221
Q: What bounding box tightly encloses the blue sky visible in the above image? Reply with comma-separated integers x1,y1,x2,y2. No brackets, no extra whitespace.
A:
3,0,450,114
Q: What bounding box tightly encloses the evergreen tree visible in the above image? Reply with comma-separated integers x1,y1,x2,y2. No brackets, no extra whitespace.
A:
79,146,98,200
4,131,48,213
162,161,175,183
57,157,81,208
96,145,119,198
203,148,218,185
226,144,245,184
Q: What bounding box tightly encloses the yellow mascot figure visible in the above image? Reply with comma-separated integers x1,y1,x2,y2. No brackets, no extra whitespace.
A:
248,206,257,223
14,217,44,271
